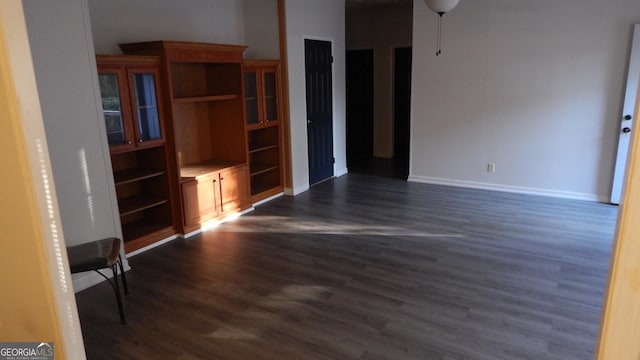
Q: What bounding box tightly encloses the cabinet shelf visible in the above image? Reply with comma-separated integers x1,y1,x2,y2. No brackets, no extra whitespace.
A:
121,220,174,251
180,160,244,180
173,94,238,103
249,143,278,153
119,195,169,216
246,121,279,131
250,163,279,176
251,181,280,197
113,168,166,185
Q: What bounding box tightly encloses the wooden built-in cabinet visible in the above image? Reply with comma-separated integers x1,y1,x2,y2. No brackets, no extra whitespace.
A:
120,41,252,233
97,55,176,252
97,44,286,252
243,60,284,202
180,163,250,232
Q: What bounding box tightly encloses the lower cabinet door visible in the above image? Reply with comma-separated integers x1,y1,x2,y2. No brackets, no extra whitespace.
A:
181,176,218,227
219,166,250,213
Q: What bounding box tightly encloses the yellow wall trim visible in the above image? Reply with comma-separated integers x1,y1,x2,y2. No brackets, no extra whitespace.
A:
0,1,85,358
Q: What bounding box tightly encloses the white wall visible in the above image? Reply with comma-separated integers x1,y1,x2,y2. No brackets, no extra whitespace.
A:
347,5,412,158
411,0,640,201
88,0,245,54
284,0,347,194
243,0,280,59
23,0,121,247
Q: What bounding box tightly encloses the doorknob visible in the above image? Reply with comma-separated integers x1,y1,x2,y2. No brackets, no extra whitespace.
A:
624,114,632,120
623,127,631,133
307,119,312,124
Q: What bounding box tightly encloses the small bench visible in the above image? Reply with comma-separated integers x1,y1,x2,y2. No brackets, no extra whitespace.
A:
67,237,129,324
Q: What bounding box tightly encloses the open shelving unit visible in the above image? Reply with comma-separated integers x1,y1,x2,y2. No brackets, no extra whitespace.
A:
97,55,177,253
109,145,175,252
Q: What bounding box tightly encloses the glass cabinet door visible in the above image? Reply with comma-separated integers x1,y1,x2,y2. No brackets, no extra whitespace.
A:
263,71,278,122
98,73,128,146
98,64,164,152
244,71,259,126
132,72,162,142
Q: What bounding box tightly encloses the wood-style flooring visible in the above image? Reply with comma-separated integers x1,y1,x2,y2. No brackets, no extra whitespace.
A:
76,174,618,359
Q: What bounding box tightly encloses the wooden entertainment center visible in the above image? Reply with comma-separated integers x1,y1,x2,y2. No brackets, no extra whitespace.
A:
96,41,284,252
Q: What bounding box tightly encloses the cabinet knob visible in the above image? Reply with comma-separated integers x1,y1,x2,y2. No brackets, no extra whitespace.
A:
127,140,132,145
138,139,144,143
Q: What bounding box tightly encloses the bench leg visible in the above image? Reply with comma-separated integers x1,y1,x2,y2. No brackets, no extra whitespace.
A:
111,264,127,325
118,254,129,295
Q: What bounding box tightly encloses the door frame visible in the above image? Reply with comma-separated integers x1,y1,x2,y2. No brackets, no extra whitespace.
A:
0,1,85,358
303,35,336,186
610,24,640,204
596,76,640,358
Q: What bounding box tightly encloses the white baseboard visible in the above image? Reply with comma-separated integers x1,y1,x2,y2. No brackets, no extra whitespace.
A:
408,175,606,202
335,167,348,177
286,184,310,196
126,234,180,258
253,192,284,207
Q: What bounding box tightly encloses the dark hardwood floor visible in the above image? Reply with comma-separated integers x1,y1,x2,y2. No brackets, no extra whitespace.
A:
76,174,618,359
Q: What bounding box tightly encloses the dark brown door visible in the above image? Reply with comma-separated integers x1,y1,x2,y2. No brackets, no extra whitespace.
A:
305,39,334,185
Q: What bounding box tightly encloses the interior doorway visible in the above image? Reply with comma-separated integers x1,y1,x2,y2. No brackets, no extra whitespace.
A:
346,49,374,170
393,46,412,180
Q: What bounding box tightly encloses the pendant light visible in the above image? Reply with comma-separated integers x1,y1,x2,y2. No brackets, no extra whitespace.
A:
423,0,460,56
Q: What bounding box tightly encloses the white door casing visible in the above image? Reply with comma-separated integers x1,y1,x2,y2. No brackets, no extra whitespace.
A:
611,24,640,204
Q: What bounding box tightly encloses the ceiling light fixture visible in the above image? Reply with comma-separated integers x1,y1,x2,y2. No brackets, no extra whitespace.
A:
423,0,460,56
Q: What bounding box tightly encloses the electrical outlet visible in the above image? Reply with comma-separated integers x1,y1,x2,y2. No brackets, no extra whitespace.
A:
487,163,496,173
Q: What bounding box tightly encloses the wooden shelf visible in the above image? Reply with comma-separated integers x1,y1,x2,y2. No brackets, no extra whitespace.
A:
250,163,279,176
246,121,279,131
249,143,278,153
251,181,280,196
119,196,169,216
173,94,239,103
122,221,175,252
113,168,166,185
180,160,244,180
122,220,172,241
